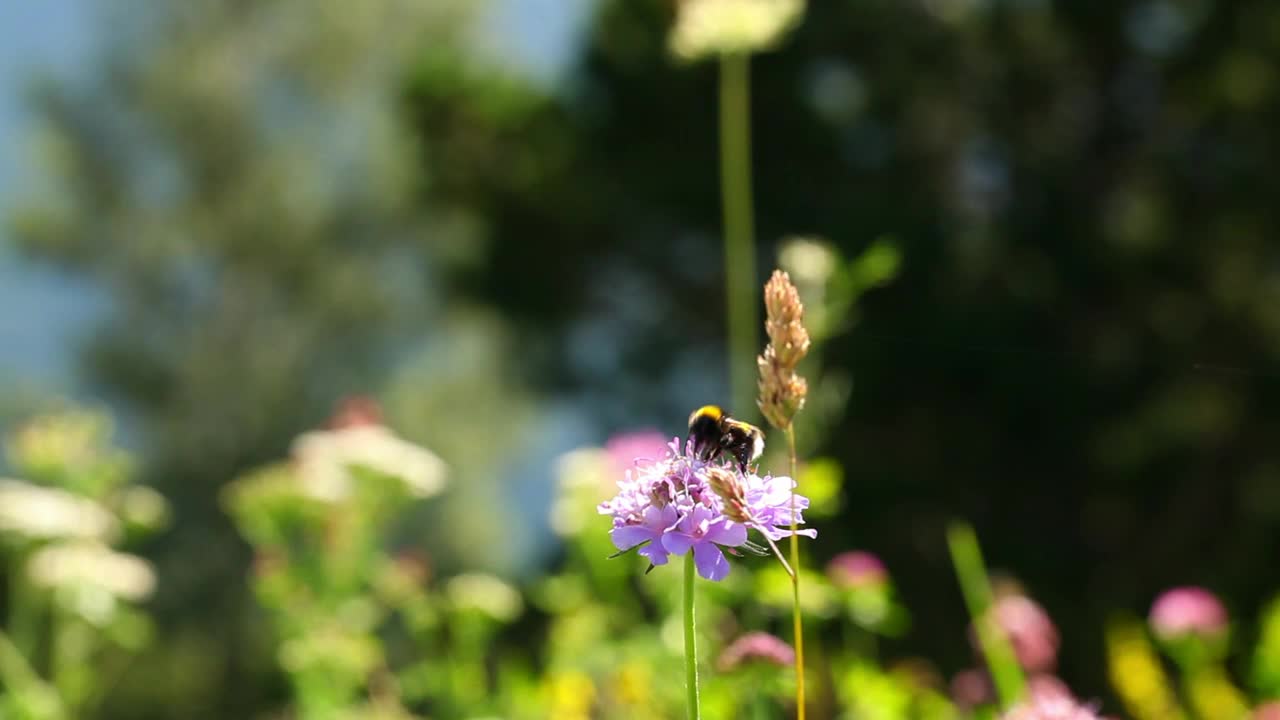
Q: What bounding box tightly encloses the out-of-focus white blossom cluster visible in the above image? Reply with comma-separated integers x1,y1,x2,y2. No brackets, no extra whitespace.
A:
224,398,448,552
291,423,448,502
27,541,157,626
445,572,524,623
0,482,159,620
0,479,119,541
0,408,167,627
549,448,612,537
670,0,805,61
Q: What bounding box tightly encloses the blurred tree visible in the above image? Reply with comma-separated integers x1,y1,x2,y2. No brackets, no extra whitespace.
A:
10,1,538,717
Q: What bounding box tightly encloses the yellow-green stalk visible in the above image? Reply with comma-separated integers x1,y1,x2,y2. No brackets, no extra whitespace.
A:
757,270,811,719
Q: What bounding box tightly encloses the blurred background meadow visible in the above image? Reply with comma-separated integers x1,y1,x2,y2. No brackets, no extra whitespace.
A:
3,0,1280,718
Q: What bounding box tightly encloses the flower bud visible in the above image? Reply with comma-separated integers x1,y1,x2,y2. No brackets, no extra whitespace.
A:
717,631,795,671
706,467,750,523
1149,586,1228,640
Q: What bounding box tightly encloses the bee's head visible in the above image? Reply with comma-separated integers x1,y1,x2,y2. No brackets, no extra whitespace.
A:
686,405,725,460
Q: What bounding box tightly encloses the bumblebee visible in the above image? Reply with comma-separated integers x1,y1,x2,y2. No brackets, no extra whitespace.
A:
686,405,765,473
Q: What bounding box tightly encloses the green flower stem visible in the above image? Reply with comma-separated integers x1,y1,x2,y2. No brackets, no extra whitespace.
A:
720,51,758,415
946,521,1025,709
9,553,39,659
786,425,806,720
684,552,701,720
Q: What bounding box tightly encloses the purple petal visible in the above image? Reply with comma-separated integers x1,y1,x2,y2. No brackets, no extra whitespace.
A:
644,504,678,530
705,520,748,547
662,529,695,556
694,542,731,581
611,525,656,551
639,542,670,566
758,525,818,542
680,505,713,535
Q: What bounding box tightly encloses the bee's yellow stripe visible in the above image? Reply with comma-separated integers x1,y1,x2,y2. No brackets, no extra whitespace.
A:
689,405,724,423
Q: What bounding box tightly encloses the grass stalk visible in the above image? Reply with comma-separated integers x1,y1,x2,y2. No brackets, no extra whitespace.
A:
946,521,1025,709
786,425,806,720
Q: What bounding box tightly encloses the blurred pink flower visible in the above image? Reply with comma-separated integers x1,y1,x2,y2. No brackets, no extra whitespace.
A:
717,631,795,671
1027,675,1074,702
604,430,670,475
827,550,888,590
970,593,1060,674
950,671,1072,711
1002,692,1103,720
1254,702,1280,720
1149,586,1228,640
327,395,384,429
950,668,994,710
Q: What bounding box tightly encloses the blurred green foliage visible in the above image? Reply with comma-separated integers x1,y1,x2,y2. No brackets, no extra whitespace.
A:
0,410,165,720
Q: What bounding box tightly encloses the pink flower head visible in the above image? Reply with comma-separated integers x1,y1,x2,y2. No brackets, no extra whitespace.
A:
1026,675,1080,705
1149,586,1228,640
1001,692,1103,720
327,395,383,429
827,551,888,590
717,631,795,671
605,430,670,475
951,671,1071,712
950,668,994,710
971,594,1060,674
1254,702,1280,720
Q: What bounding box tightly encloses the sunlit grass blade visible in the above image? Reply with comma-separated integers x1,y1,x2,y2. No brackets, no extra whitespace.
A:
946,521,1025,709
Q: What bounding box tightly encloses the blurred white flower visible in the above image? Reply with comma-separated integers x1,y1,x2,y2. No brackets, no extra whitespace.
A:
291,425,447,501
780,236,838,287
27,541,156,601
556,448,611,491
671,0,805,61
445,573,523,622
0,478,119,541
277,624,380,676
118,485,171,532
549,448,610,537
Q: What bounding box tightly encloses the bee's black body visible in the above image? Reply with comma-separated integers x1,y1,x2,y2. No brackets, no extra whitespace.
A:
686,405,765,473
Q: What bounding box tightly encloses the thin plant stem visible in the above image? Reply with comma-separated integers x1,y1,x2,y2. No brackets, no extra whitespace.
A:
9,552,39,659
786,425,805,720
757,526,794,579
719,51,758,415
946,521,1026,709
683,552,701,720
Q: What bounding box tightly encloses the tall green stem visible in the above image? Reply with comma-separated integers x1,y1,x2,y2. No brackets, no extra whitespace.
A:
720,52,757,415
786,425,805,720
946,522,1025,709
683,552,701,720
9,552,39,660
